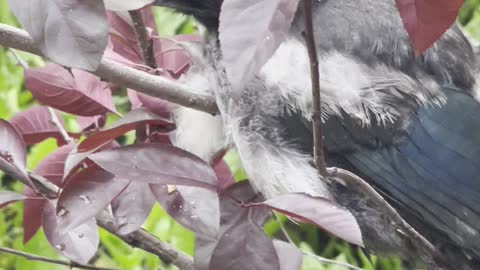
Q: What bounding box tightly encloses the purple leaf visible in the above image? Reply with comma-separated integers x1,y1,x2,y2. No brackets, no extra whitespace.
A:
89,144,218,189
25,64,118,117
34,144,75,187
111,182,155,235
23,192,46,243
151,185,220,237
42,200,99,264
77,108,174,152
198,182,278,270
77,114,106,131
214,160,235,191
0,191,25,208
219,0,300,91
64,141,120,180
128,90,173,118
153,38,192,77
0,119,30,184
10,106,67,145
57,166,129,231
248,193,364,247
104,0,154,11
8,0,108,70
273,240,303,270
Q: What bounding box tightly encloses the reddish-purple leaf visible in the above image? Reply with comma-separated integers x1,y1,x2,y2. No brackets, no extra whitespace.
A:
104,0,153,11
25,64,118,117
42,200,99,264
0,119,30,184
248,193,364,247
34,144,75,187
8,0,108,70
10,106,67,145
111,182,155,235
57,166,129,231
194,181,276,270
64,141,120,180
77,115,106,131
214,160,235,191
23,187,45,243
78,108,174,152
128,90,173,118
0,191,25,208
153,38,192,77
151,185,220,237
395,0,464,54
89,144,218,189
273,240,303,270
205,182,278,270
219,0,300,91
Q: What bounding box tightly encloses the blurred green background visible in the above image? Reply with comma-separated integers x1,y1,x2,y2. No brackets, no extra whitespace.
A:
0,1,479,269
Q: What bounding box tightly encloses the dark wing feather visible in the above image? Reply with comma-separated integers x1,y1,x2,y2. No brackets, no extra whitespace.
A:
342,87,480,256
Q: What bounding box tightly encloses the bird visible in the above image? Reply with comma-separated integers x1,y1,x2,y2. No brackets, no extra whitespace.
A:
153,0,480,269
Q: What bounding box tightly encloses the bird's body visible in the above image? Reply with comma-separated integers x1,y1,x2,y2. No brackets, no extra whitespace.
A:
155,0,480,268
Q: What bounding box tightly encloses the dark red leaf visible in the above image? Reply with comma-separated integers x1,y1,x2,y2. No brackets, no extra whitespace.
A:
25,64,118,117
42,200,99,264
10,106,67,145
8,0,108,70
64,141,120,181
196,182,279,270
89,144,218,189
153,38,192,77
111,182,155,235
0,119,30,184
214,160,235,191
248,193,364,247
77,114,106,131
395,0,464,54
78,108,174,152
151,185,220,237
273,240,303,270
56,166,129,232
34,144,75,187
23,187,46,243
128,90,173,118
0,191,25,208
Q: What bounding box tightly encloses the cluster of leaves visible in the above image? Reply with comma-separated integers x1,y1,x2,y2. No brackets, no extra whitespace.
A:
0,0,473,269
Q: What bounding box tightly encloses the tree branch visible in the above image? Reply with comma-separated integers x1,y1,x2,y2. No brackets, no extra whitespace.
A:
0,23,218,115
129,10,157,69
302,0,327,176
0,246,118,270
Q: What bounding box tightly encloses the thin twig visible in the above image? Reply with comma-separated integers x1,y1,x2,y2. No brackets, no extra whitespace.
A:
129,9,157,69
302,0,327,175
8,48,28,68
47,107,72,144
0,247,118,270
96,212,194,270
0,23,219,115
328,167,448,269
